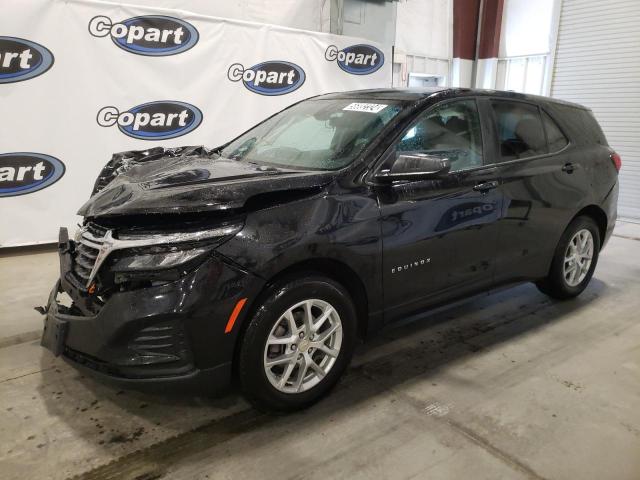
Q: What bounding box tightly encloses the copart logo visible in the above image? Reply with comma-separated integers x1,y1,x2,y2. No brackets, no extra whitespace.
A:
325,44,384,75
0,153,65,197
0,37,54,84
228,61,305,96
97,101,203,140
88,15,199,56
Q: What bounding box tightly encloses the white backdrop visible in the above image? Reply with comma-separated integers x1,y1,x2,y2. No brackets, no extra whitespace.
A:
0,0,391,247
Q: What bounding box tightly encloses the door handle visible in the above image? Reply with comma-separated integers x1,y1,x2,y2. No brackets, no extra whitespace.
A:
473,181,499,193
562,162,576,173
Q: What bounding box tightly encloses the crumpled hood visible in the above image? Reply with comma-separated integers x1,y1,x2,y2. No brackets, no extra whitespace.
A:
78,146,334,217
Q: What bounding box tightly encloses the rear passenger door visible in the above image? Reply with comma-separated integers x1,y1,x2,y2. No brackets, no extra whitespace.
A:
480,98,591,284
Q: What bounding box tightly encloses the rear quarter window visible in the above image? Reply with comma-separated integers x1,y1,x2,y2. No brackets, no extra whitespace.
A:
542,111,569,153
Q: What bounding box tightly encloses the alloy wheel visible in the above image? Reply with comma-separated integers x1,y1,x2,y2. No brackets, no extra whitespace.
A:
263,299,343,394
563,229,594,287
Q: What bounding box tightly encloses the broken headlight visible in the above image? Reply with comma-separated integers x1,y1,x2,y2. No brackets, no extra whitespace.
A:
111,248,210,272
105,223,242,286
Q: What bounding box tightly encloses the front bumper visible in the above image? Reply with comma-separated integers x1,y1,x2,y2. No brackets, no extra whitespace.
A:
41,229,263,393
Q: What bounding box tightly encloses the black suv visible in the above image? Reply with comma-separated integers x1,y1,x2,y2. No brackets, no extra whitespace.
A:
42,88,620,412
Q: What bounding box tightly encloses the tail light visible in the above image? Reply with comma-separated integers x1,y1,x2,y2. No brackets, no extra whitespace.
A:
611,152,622,172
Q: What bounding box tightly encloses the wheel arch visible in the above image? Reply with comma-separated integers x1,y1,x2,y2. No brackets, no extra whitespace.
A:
231,258,370,373
574,204,608,250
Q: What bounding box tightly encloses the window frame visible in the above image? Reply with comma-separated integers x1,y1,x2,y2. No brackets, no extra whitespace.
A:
370,97,492,180
489,98,550,162
482,97,572,168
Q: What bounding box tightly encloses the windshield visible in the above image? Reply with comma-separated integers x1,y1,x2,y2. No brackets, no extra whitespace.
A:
220,98,404,170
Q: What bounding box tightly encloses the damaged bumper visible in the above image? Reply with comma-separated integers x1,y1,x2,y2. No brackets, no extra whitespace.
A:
41,228,264,393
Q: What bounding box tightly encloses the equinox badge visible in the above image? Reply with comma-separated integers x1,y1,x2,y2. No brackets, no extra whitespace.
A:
391,258,431,274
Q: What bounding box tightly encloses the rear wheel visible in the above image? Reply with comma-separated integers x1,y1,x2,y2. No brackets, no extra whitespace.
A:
238,275,356,412
536,216,601,299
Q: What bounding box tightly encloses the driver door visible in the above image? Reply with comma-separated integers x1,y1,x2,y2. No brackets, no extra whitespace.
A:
376,99,505,322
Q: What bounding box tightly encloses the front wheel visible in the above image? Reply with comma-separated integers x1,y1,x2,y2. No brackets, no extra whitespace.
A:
238,275,357,412
536,216,601,299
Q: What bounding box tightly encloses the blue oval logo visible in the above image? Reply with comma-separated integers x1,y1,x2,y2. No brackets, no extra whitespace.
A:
228,61,305,96
0,37,54,84
88,15,199,56
96,101,202,140
0,153,65,197
325,44,384,75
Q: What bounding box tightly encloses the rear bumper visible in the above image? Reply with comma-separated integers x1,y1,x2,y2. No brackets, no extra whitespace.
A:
601,181,619,249
41,230,264,392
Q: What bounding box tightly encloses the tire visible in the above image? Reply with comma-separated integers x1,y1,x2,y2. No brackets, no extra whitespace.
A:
536,216,601,300
238,274,357,413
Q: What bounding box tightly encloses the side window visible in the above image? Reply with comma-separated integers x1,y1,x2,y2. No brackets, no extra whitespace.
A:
542,111,569,153
395,99,483,171
491,101,548,161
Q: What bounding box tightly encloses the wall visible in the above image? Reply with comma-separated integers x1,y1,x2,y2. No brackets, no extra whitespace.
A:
451,0,479,88
336,0,397,46
499,0,555,57
492,0,557,94
551,0,640,219
97,0,331,32
394,0,453,86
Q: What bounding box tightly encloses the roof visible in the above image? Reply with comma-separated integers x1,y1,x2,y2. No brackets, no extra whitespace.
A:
319,87,448,101
318,87,588,110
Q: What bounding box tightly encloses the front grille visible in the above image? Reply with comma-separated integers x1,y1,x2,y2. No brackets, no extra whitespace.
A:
72,243,98,283
86,222,108,237
71,222,108,287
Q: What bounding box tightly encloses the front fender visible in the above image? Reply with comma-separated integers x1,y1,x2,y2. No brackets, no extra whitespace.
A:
216,192,384,324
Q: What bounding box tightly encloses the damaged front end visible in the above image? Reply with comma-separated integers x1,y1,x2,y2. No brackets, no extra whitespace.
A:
79,145,333,218
67,143,331,303
90,145,213,196
40,145,332,390
40,217,258,391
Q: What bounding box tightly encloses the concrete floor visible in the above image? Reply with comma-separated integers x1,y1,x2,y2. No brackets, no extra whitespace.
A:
1,223,639,480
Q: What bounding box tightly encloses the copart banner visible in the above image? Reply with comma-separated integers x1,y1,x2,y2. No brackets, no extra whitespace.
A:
0,0,391,246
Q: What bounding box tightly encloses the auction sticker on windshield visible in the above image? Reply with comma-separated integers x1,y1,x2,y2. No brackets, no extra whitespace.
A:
343,102,388,113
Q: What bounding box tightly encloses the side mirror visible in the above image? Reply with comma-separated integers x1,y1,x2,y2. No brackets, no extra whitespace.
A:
375,153,451,183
